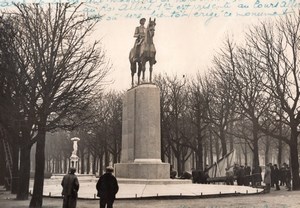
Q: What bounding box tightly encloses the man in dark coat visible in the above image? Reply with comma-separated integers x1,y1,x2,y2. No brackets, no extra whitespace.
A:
96,166,119,208
235,165,245,186
61,167,79,208
269,163,275,188
279,164,286,186
285,164,292,191
244,164,251,186
273,164,280,190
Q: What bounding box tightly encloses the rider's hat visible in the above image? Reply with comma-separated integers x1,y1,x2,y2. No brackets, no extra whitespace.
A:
140,18,146,24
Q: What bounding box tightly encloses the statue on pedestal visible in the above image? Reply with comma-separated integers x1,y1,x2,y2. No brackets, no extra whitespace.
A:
70,137,80,170
71,137,80,156
129,18,157,87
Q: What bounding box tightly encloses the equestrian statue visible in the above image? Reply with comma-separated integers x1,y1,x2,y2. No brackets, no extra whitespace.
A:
129,18,157,87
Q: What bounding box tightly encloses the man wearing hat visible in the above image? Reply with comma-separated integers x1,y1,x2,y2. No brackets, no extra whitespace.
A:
61,167,80,208
96,166,119,208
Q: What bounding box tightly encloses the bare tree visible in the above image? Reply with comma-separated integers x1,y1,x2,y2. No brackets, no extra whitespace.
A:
1,3,110,206
187,73,210,170
154,74,172,164
165,75,192,176
217,38,272,168
209,60,237,157
246,13,300,190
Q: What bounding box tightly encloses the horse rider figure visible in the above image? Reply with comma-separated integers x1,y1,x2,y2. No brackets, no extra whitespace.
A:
133,18,146,62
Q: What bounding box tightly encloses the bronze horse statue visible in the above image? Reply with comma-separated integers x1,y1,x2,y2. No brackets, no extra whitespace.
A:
129,18,156,86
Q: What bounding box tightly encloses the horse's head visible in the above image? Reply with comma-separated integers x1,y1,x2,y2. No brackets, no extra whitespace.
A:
147,18,156,39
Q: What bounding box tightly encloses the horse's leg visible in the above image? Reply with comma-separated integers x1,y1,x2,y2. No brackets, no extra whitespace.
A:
137,61,142,85
131,73,134,87
149,62,153,83
131,62,136,87
142,61,146,82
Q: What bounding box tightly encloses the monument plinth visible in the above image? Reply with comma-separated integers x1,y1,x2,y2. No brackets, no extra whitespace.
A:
115,83,170,179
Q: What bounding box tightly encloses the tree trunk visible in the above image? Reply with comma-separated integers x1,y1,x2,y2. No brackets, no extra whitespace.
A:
290,128,300,190
196,138,203,170
203,141,207,169
175,152,182,176
229,122,234,151
220,129,227,156
105,148,109,167
265,136,270,165
87,151,90,174
168,145,172,164
16,144,31,200
209,131,213,165
0,139,5,185
215,136,220,161
180,155,185,175
244,142,248,165
99,156,103,176
252,121,260,168
29,133,46,208
277,137,282,167
161,137,165,162
64,157,68,174
92,155,97,174
80,149,84,174
11,142,19,194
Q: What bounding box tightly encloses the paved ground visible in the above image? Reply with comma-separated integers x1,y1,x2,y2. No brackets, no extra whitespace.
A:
1,188,300,208
1,184,300,208
34,177,264,199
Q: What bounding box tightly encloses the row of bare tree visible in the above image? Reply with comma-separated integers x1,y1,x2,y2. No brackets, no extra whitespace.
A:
0,3,110,208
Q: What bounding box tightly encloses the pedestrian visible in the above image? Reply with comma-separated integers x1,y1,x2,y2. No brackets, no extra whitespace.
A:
191,168,200,183
279,164,286,186
273,164,280,190
264,164,271,193
251,165,259,186
225,167,234,185
285,164,292,191
61,167,80,208
236,165,245,186
244,164,251,186
269,163,275,188
204,164,210,184
96,166,119,208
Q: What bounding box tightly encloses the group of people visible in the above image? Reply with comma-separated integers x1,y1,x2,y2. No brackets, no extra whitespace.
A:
61,166,119,208
226,162,292,193
263,162,291,193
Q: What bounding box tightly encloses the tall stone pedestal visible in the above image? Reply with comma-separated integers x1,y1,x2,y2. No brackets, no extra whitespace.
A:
115,83,170,179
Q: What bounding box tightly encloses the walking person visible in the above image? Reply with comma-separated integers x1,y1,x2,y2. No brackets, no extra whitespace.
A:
225,167,234,185
269,163,275,188
273,164,280,190
264,163,271,193
285,164,292,191
61,167,80,208
279,164,286,186
96,166,119,208
244,164,251,186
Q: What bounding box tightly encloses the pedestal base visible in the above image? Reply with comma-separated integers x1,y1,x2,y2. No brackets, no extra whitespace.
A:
115,162,170,179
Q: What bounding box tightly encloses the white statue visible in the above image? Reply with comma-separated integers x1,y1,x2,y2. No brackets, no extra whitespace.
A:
71,137,80,156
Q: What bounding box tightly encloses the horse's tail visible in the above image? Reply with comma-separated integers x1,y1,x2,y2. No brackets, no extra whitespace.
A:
129,48,135,63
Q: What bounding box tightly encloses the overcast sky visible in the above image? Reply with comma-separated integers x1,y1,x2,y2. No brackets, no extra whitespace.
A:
96,17,249,91
2,0,299,91
90,0,299,91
